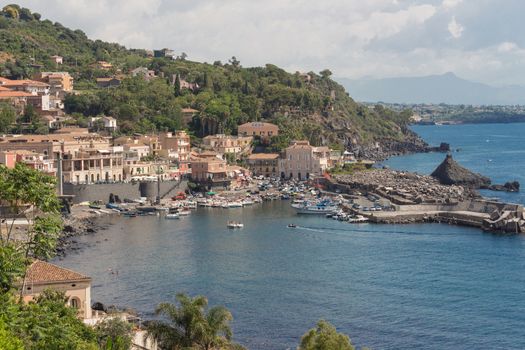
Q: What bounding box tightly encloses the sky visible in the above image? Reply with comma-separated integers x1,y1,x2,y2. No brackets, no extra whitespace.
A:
5,0,525,86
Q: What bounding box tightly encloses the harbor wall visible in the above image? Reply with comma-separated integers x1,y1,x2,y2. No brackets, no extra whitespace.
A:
63,180,186,204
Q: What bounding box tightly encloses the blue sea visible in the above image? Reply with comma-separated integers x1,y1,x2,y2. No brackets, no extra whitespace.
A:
56,123,525,350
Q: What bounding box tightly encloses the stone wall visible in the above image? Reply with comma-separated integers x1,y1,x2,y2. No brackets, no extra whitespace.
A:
63,180,186,204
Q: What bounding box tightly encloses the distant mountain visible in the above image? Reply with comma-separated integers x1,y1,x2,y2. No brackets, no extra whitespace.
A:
338,73,525,105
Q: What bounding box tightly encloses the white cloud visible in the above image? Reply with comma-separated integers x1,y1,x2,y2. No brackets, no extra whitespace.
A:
448,16,464,38
442,0,463,10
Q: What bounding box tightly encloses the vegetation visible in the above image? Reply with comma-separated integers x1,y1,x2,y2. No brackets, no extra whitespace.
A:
299,320,368,350
95,317,134,350
328,162,371,176
0,6,413,150
145,293,243,350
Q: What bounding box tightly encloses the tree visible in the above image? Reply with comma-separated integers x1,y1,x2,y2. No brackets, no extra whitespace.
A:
319,69,332,79
0,103,16,133
145,293,240,350
174,74,181,97
229,56,240,68
0,163,62,293
299,320,355,350
95,317,133,350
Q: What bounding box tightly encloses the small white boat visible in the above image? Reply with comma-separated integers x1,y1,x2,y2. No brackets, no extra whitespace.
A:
227,221,244,229
178,210,191,216
165,213,180,219
229,202,243,208
347,215,369,223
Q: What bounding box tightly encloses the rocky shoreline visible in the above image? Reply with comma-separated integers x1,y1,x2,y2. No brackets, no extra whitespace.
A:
56,214,114,258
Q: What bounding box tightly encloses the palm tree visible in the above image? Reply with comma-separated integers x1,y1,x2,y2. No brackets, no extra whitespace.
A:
145,293,236,350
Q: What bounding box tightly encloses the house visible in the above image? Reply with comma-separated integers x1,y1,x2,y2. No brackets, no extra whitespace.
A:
181,107,199,125
51,55,63,64
238,122,279,139
246,153,280,178
61,146,124,184
33,72,74,94
171,74,199,91
190,157,230,188
158,131,191,173
94,61,113,70
96,77,121,88
0,77,50,95
88,116,118,132
18,260,92,319
130,67,156,80
154,48,176,59
202,134,252,156
279,140,330,180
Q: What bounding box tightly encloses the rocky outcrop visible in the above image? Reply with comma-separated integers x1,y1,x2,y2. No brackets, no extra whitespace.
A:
486,181,520,192
431,154,491,188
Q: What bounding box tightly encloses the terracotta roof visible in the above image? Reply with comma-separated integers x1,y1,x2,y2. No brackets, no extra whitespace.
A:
238,122,278,130
24,260,90,285
0,91,33,98
1,79,49,87
248,153,280,160
0,86,11,91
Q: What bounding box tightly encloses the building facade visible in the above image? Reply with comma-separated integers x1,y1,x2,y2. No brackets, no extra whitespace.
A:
246,153,280,178
279,141,330,180
238,122,279,139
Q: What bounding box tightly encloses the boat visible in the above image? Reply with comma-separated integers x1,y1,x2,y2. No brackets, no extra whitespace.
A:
292,199,338,215
178,210,191,216
347,215,369,223
123,211,137,218
227,221,244,229
165,213,180,219
229,201,243,208
287,224,297,228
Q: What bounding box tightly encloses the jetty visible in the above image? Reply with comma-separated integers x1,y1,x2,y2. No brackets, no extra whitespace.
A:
323,165,525,234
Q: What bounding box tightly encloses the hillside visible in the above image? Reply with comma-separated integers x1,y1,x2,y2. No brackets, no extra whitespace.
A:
0,4,426,156
339,72,525,105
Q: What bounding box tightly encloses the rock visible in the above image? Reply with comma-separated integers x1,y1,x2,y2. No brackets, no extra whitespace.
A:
504,181,520,192
431,154,491,188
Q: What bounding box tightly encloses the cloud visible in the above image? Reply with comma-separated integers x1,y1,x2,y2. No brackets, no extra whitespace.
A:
448,16,464,38
6,0,525,85
442,0,463,10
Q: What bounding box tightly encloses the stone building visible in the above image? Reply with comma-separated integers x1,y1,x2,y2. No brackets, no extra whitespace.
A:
279,140,330,180
202,134,252,156
238,122,279,139
246,153,280,178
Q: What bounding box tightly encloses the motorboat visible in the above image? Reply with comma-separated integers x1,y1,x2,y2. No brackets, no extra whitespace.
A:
165,213,180,219
227,221,244,229
287,224,297,228
347,215,369,223
291,199,338,215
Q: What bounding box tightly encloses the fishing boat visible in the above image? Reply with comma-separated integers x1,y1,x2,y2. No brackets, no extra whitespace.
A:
227,221,244,229
165,213,180,219
178,210,191,216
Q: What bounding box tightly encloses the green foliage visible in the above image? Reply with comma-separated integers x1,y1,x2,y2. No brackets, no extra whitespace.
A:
0,163,62,293
0,103,16,133
146,293,243,350
299,320,355,350
328,162,369,175
95,317,133,350
0,319,24,350
0,290,98,350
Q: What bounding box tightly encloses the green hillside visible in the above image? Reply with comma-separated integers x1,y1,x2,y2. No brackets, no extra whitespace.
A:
0,4,423,153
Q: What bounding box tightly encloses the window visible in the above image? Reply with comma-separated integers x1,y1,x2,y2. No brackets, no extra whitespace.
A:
70,297,80,309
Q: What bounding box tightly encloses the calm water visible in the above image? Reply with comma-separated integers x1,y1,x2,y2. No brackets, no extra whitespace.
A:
56,123,525,350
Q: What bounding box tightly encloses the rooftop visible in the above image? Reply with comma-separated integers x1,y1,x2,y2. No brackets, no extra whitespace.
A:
23,260,91,285
248,153,280,160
